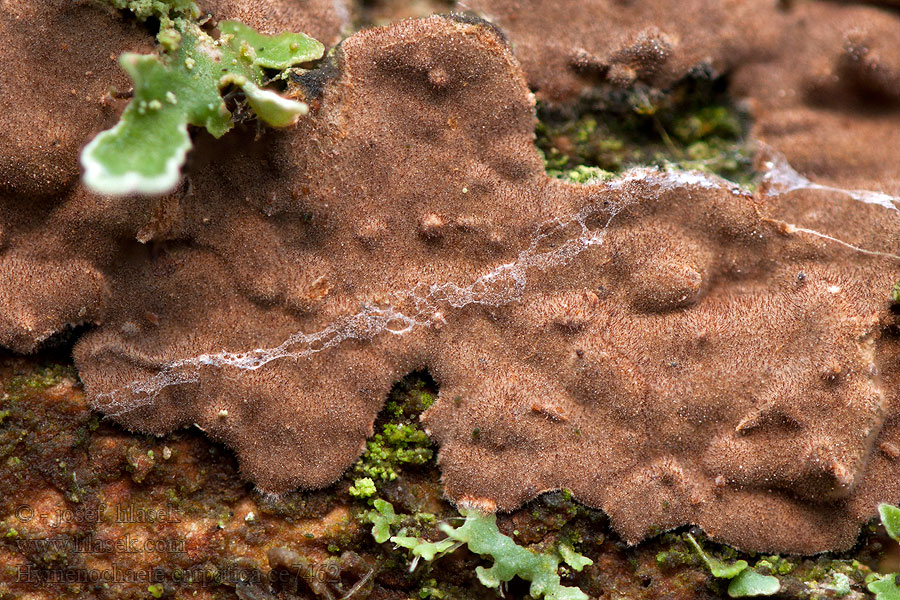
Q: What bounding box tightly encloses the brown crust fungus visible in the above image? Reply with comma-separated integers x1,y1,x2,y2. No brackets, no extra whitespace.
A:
1,7,900,556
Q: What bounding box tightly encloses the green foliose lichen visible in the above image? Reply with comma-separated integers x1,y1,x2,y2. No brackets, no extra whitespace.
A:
368,499,592,600
868,504,900,600
438,509,591,600
81,4,323,196
687,534,780,598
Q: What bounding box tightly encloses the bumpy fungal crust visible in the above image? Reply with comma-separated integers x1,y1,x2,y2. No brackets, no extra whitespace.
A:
0,0,346,352
731,1,900,193
457,0,785,102
3,13,900,555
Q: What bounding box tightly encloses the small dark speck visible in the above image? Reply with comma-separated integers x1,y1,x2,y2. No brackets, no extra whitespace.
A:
797,271,806,282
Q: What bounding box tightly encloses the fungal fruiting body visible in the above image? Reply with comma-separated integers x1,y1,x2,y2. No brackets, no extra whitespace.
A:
2,2,900,555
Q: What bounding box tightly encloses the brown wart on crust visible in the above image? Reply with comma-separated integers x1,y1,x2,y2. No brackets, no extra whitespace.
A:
3,12,900,556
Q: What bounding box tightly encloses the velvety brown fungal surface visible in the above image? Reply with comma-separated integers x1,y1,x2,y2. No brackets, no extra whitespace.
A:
458,0,785,103
0,0,153,199
2,6,900,556
732,0,900,193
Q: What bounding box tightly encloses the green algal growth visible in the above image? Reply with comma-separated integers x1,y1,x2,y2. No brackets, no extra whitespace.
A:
823,573,853,597
369,500,592,600
351,376,436,487
147,583,165,598
686,534,780,598
106,0,199,26
543,161,615,184
868,504,900,600
81,4,323,196
536,80,755,185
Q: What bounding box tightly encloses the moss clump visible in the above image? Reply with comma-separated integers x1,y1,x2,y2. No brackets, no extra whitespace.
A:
106,0,199,26
353,375,436,484
349,477,377,498
5,364,74,395
536,78,755,184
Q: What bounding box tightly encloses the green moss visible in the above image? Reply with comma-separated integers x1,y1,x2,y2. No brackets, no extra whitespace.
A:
892,281,900,304
536,79,755,185
824,573,853,597
353,375,436,485
354,422,433,482
4,365,73,398
349,477,377,498
754,556,795,576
